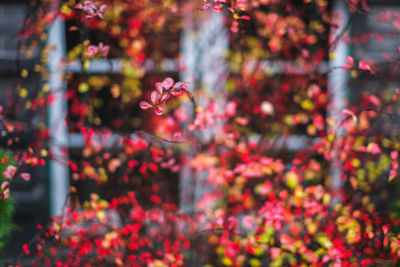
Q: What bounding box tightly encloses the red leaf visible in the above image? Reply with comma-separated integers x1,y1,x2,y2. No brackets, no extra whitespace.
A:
213,3,224,12
154,106,164,115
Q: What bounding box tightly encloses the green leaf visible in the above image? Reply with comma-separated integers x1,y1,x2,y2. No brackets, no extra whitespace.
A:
317,235,333,249
258,226,275,243
249,258,262,267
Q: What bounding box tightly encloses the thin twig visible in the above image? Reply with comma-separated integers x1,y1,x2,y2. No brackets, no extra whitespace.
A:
329,13,354,51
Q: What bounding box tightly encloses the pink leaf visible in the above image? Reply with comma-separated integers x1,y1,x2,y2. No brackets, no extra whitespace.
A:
2,189,9,200
199,3,212,11
69,26,79,31
88,45,98,52
101,45,110,57
225,101,237,116
359,60,371,71
85,45,98,57
342,56,354,70
345,56,354,65
367,143,381,154
342,109,357,122
162,77,174,90
151,91,161,104
1,181,9,191
239,15,250,20
227,216,238,230
160,93,170,103
20,173,31,181
342,108,356,117
236,117,248,125
172,81,185,90
139,101,152,110
3,166,16,179
389,170,397,182
173,132,182,139
99,4,107,13
84,1,95,8
242,215,254,230
359,60,375,75
155,82,163,94
342,64,352,70
170,88,184,96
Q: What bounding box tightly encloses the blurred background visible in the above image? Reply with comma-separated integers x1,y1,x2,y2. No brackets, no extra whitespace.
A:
0,0,400,264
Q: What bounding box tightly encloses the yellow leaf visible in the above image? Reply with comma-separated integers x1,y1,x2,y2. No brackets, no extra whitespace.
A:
78,83,89,93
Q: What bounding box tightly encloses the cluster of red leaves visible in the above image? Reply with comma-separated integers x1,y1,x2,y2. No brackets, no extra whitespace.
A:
27,193,193,267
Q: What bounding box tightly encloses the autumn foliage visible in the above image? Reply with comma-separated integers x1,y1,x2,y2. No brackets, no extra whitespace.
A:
2,0,400,266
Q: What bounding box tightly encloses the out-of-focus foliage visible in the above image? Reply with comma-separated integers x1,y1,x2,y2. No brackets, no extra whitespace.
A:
0,149,16,255
2,0,400,266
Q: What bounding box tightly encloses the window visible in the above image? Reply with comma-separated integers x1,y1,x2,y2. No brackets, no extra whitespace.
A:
347,0,400,209
350,1,400,134
48,5,184,212
225,2,330,145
